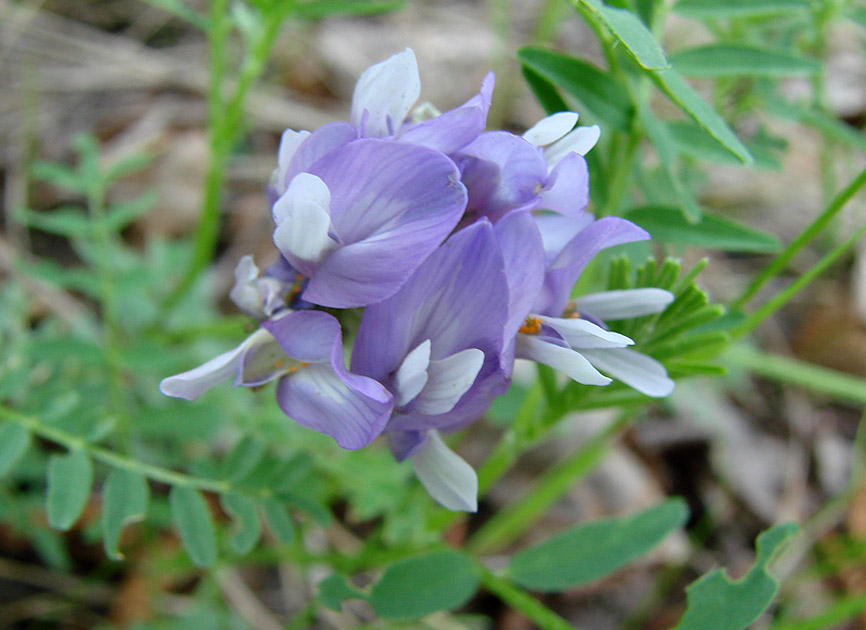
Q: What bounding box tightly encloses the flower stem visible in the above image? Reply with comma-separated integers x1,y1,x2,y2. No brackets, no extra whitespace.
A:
476,563,578,630
733,165,866,309
732,223,866,337
0,405,231,494
467,410,633,555
165,2,295,308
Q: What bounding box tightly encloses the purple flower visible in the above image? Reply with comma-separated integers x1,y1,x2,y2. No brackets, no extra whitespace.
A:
351,221,513,510
513,214,676,397
271,138,468,308
456,112,600,223
269,49,494,202
160,311,393,450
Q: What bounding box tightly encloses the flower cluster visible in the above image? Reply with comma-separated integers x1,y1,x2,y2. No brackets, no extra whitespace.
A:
161,49,674,512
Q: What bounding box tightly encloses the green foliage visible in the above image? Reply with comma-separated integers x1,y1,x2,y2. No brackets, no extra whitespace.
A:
624,206,781,253
509,498,689,591
102,469,150,560
46,450,94,531
3,0,863,626
575,0,670,70
0,424,30,478
221,493,262,554
368,550,479,619
318,574,364,612
673,523,799,630
670,45,821,78
169,486,218,568
518,47,633,130
673,0,810,19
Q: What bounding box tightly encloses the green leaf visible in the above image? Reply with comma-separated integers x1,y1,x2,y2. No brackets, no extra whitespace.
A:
651,68,752,163
103,153,151,183
671,45,820,77
521,66,571,116
577,0,669,70
30,161,85,194
369,550,479,619
105,190,158,232
0,424,31,478
262,498,295,545
673,523,799,630
293,0,404,18
625,206,781,253
169,486,217,568
509,498,688,592
668,121,782,168
102,469,150,560
673,0,810,18
223,436,267,482
221,493,261,554
637,106,702,221
318,574,365,612
518,47,633,131
13,206,91,239
142,0,209,29
46,451,94,531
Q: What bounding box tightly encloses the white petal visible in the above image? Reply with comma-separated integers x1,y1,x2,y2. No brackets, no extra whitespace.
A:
413,348,484,415
393,339,432,407
411,431,478,512
277,129,311,180
536,315,634,349
581,348,674,397
272,174,338,265
544,125,601,166
579,288,674,320
159,329,271,400
515,334,611,386
350,48,421,137
229,255,265,318
273,172,331,224
522,112,579,147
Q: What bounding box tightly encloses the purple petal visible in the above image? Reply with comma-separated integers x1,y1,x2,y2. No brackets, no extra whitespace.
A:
399,72,495,154
535,216,650,316
282,122,357,188
352,220,508,380
352,221,511,433
261,310,339,363
299,139,467,308
494,212,546,340
275,364,392,450
387,430,427,461
264,310,393,449
458,131,549,222
537,152,590,217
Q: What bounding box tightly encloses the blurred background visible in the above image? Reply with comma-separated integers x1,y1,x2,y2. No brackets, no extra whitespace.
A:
1,0,866,628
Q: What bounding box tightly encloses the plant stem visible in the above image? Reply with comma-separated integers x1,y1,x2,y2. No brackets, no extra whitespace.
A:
0,405,230,494
166,2,295,308
725,345,866,406
85,163,130,453
733,165,866,308
476,563,578,630
467,410,633,554
732,224,866,337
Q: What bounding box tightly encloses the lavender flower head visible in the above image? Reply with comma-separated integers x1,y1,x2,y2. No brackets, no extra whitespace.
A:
160,48,676,512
